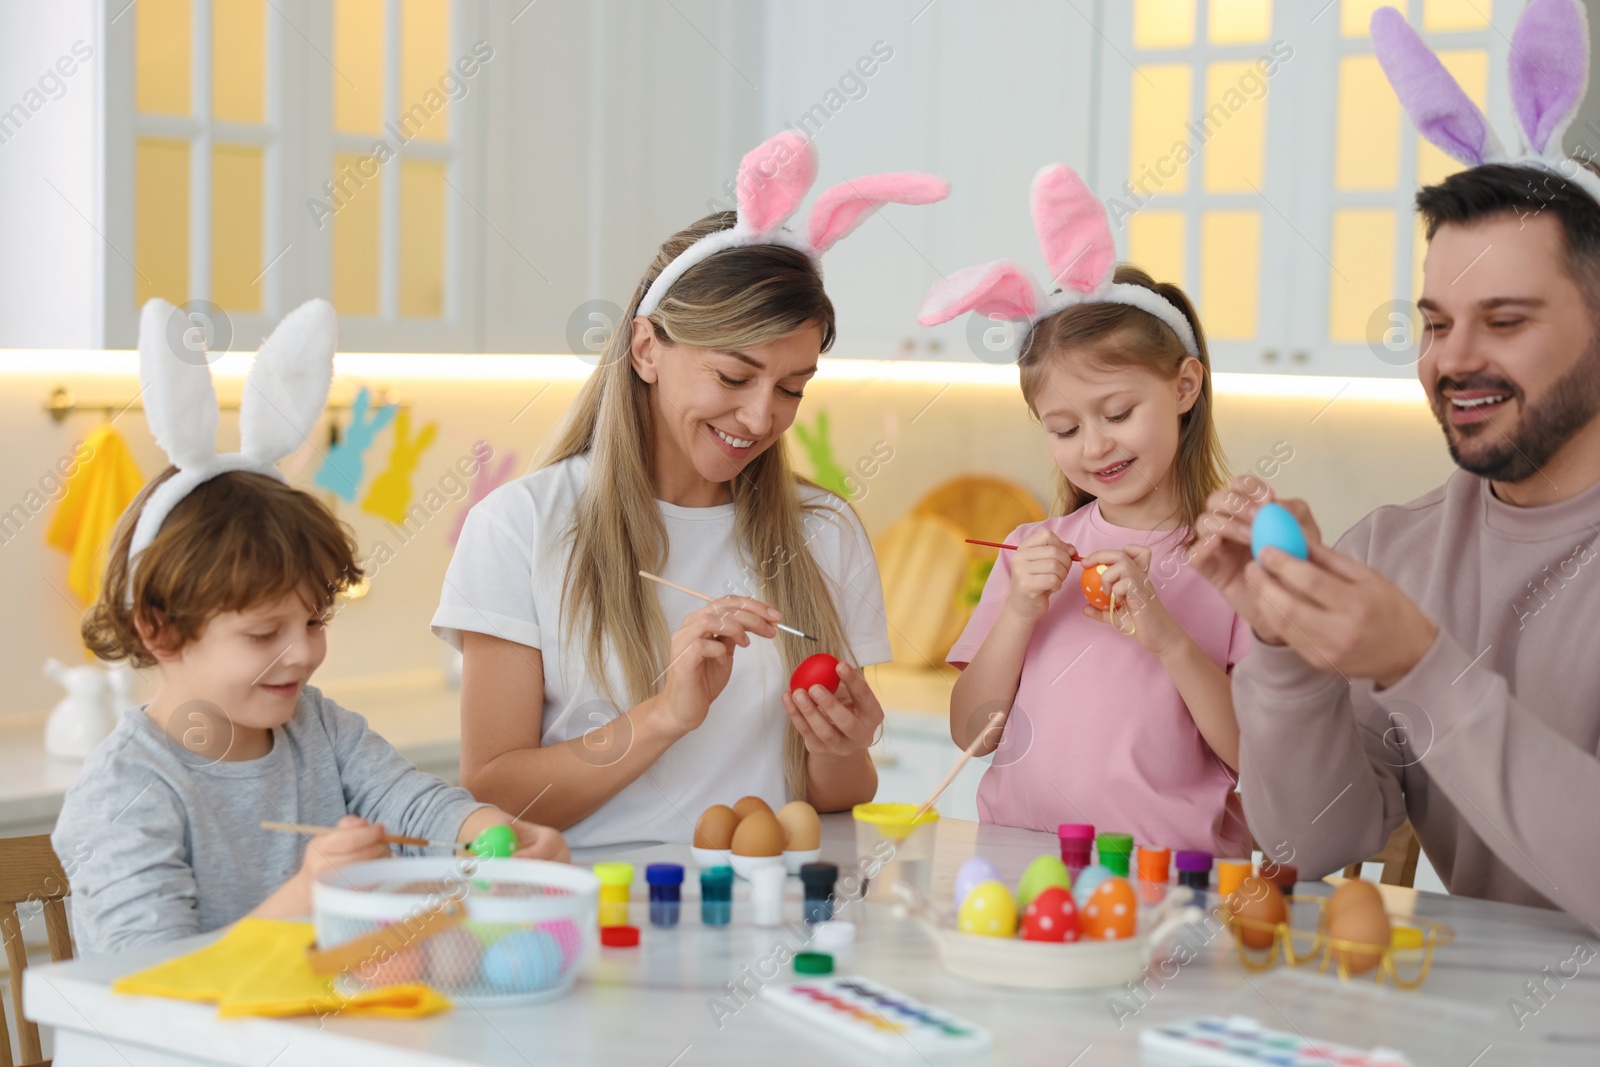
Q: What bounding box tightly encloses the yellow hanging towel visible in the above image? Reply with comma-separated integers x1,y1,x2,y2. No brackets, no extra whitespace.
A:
113,918,451,1020
45,423,145,604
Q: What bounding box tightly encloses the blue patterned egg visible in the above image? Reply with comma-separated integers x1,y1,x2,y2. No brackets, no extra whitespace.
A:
1071,864,1115,909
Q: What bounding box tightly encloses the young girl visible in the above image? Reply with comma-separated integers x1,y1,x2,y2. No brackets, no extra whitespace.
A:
55,299,566,956
922,166,1251,857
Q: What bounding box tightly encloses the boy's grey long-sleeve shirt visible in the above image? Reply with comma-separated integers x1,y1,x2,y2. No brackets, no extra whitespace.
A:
53,684,488,956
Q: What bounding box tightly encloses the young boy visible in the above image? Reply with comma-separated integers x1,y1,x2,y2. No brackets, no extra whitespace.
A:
56,467,567,956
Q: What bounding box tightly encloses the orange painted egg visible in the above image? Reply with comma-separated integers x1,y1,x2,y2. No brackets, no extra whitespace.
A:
1081,564,1112,610
1081,876,1137,940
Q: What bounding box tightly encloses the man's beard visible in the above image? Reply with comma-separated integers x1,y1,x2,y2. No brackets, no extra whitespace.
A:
1432,338,1600,483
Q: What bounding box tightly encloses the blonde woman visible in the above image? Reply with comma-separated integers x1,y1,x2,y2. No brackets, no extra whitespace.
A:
432,136,948,845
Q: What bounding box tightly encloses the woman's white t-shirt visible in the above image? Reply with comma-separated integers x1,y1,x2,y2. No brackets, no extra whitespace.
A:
431,453,892,848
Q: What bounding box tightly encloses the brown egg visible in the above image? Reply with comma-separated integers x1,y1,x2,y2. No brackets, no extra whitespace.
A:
733,796,773,821
776,801,821,851
1227,875,1286,950
730,809,784,857
694,804,739,850
1326,880,1391,975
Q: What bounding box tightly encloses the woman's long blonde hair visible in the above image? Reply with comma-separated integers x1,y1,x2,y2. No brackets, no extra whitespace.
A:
542,212,858,800
1018,265,1228,544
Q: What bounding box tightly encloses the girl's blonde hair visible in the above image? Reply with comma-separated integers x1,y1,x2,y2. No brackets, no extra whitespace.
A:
1018,265,1228,543
542,211,858,800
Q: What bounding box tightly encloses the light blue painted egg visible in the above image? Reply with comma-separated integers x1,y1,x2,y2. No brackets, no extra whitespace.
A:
1071,864,1115,909
1251,502,1309,561
954,857,1001,911
481,929,563,993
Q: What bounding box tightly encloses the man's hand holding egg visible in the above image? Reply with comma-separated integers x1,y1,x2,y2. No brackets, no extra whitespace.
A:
782,654,884,758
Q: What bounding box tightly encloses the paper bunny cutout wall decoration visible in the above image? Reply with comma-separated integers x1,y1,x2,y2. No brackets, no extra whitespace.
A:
128,298,337,573
1371,1,1600,205
636,130,950,316
315,385,396,502
360,408,439,524
447,443,518,547
918,165,1199,360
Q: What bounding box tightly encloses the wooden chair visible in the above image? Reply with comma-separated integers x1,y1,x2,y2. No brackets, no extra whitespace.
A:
1342,820,1422,887
0,835,73,1067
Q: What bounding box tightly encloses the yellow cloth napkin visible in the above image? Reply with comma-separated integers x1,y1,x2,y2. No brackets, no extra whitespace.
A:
45,423,144,604
113,918,450,1020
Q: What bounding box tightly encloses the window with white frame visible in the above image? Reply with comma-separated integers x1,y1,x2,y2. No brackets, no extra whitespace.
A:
111,0,483,351
1093,0,1513,377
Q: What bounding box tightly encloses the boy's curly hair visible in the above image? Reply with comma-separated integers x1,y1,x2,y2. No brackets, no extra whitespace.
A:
84,468,363,666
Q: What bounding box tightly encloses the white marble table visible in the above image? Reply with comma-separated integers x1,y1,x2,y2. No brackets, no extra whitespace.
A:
25,816,1600,1066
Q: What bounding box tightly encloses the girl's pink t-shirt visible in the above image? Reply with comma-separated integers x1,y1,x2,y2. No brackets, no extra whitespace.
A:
947,502,1254,857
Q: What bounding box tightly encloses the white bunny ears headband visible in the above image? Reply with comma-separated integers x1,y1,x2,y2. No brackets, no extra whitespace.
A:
918,165,1200,360
126,298,336,585
636,130,950,317
1372,0,1600,205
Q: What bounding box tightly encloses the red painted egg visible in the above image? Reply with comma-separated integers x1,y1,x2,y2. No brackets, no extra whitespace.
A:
1082,876,1138,940
1020,885,1080,943
1081,564,1112,610
790,653,841,694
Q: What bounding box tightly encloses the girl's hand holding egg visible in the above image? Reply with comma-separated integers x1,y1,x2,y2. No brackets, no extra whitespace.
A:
505,818,570,863
654,595,781,738
1004,528,1080,622
783,660,883,758
1080,545,1184,656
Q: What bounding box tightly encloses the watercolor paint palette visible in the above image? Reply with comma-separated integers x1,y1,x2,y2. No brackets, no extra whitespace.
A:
761,976,991,1061
1140,1015,1414,1066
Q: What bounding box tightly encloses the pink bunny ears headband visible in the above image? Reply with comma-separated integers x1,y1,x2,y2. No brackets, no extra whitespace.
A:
126,298,337,591
1372,0,1600,205
918,165,1200,360
635,131,950,317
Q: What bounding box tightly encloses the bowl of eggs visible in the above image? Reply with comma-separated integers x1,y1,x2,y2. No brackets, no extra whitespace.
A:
898,855,1203,991
312,857,599,1007
693,797,821,877
1221,876,1454,988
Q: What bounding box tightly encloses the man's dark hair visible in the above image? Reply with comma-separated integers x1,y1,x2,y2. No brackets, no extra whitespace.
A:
1416,162,1600,307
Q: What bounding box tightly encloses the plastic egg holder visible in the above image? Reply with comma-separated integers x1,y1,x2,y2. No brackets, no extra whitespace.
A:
312,857,599,1007
896,881,1202,991
1221,894,1455,989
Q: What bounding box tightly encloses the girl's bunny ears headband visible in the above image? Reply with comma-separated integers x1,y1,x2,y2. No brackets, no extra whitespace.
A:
917,165,1200,360
635,130,950,317
125,298,337,594
1372,0,1600,206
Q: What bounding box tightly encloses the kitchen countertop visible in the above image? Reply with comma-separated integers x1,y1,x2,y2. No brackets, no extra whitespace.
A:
26,814,1600,1066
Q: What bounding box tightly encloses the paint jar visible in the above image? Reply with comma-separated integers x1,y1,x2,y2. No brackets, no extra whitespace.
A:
1057,823,1095,877
700,866,733,927
1175,850,1213,896
592,862,633,927
1096,832,1134,877
800,862,839,924
646,863,684,928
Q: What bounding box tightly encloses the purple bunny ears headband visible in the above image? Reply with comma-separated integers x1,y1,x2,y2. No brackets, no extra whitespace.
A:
635,131,950,317
1372,0,1600,205
918,165,1200,360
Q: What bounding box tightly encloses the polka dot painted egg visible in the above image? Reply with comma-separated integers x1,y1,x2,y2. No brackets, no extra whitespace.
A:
1019,885,1080,943
1081,876,1138,940
481,929,564,993
956,879,1017,938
